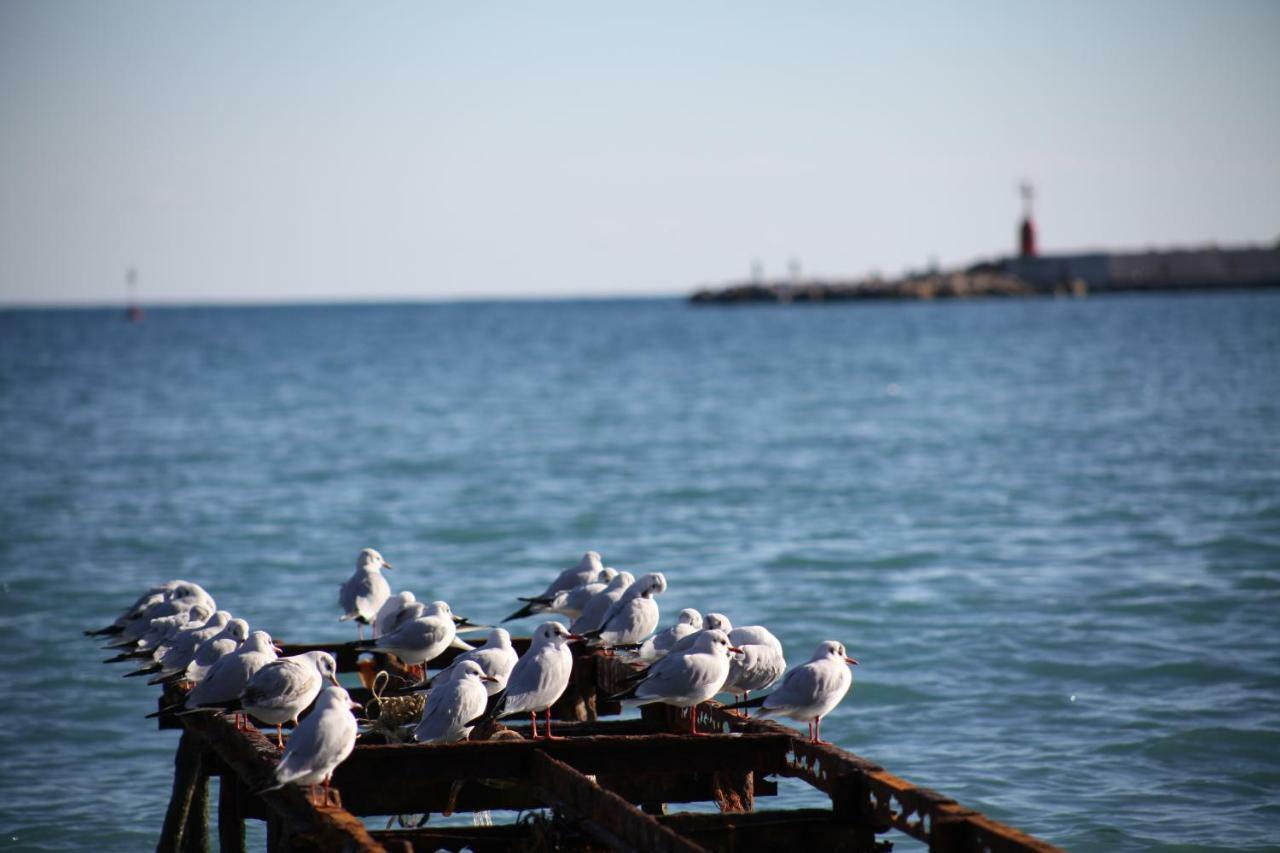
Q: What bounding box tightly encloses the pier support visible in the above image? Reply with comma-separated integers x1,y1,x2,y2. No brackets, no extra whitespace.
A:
158,730,209,853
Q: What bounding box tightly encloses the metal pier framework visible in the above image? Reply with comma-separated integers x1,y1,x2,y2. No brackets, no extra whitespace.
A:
150,641,1062,853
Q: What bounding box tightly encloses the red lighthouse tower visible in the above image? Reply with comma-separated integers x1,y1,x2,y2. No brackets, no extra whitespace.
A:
1018,181,1037,258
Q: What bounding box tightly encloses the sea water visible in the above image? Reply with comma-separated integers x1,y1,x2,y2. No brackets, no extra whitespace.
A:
1,293,1277,851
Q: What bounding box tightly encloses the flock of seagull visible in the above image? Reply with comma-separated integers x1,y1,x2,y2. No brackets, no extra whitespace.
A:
89,548,858,800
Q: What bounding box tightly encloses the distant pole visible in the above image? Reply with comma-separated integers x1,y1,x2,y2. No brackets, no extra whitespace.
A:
126,266,144,323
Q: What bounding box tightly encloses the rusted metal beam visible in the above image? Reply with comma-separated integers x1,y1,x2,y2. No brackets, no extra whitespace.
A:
528,751,709,853
337,732,789,783
368,809,864,853
172,711,385,852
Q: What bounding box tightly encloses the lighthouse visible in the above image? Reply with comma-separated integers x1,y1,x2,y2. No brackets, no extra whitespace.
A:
1018,181,1037,258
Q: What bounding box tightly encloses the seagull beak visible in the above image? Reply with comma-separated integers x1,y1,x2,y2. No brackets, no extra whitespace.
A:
480,675,499,683
845,657,859,666
329,675,341,687
728,646,744,654
273,645,284,653
566,633,585,641
349,701,363,710
381,562,393,571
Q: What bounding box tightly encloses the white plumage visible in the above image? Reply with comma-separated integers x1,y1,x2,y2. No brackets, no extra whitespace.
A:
337,548,393,635
263,685,359,795
413,660,497,744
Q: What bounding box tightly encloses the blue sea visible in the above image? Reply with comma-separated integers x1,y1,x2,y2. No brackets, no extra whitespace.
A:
1,293,1278,851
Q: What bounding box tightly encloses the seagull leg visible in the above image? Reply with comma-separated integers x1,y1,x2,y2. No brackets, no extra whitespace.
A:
530,711,539,739
275,724,284,749
544,707,562,740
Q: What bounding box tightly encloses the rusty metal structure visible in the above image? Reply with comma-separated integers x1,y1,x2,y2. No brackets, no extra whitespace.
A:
145,640,1063,853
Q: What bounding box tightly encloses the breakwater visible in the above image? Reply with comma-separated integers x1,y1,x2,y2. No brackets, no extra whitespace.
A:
691,244,1280,304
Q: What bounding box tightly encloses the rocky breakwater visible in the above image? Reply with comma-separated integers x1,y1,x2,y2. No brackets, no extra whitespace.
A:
690,270,1037,305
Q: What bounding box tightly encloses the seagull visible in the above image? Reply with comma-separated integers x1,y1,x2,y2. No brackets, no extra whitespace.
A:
569,571,635,635
125,610,232,678
727,640,857,743
372,591,416,638
413,660,499,744
638,609,703,661
420,628,518,696
261,684,361,806
503,566,619,623
587,572,666,647
480,622,582,739
87,581,215,638
177,618,250,685
611,629,741,735
722,624,786,703
102,600,214,653
502,552,606,622
177,631,280,720
241,651,341,748
338,548,393,639
353,601,472,677
666,612,733,655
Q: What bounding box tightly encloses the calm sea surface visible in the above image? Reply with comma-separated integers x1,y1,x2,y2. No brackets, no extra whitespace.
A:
1,294,1278,851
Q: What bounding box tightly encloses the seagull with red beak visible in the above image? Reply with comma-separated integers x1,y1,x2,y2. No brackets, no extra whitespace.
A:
728,640,858,744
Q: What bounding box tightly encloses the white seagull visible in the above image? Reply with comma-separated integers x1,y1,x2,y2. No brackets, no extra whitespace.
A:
337,548,393,638
241,651,341,748
354,600,472,676
588,572,666,646
734,640,857,743
569,571,635,635
666,612,734,655
372,591,416,638
484,622,583,738
502,552,606,622
413,660,499,744
261,685,361,805
181,618,251,684
422,628,518,696
722,625,787,703
638,608,703,661
612,629,741,735
181,631,280,714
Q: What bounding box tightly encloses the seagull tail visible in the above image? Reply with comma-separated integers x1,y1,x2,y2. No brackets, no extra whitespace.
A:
722,695,767,711
85,624,124,637
123,663,163,678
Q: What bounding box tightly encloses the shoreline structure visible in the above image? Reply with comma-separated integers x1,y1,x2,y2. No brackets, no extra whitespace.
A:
690,244,1280,304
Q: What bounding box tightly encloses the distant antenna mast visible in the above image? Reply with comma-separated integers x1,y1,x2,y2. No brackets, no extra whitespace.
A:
126,266,144,323
1018,181,1037,258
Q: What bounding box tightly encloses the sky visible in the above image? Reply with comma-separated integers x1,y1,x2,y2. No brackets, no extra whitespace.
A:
1,1,1278,305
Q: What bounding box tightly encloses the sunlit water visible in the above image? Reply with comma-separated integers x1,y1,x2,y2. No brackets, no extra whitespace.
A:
1,294,1278,851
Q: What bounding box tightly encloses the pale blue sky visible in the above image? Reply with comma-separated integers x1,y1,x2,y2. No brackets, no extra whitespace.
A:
2,1,1278,305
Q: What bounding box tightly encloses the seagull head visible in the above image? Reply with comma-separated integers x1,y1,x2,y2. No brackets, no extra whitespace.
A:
694,629,741,657
637,572,667,597
312,652,341,686
595,566,619,584
358,548,392,571
677,608,702,628
487,627,513,648
456,659,499,684
424,600,453,619
320,684,361,711
227,618,250,642
814,640,858,666
704,613,732,632
535,621,584,646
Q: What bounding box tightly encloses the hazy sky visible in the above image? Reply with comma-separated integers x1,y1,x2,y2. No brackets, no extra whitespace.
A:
2,1,1278,305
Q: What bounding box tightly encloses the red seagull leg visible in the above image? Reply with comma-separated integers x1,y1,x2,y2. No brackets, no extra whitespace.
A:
544,707,562,740
530,711,538,739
